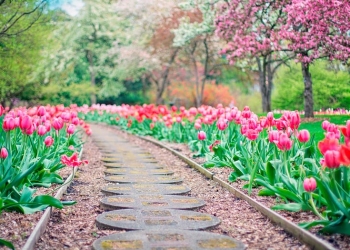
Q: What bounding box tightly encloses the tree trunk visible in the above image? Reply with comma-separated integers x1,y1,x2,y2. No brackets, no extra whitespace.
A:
256,57,271,112
155,49,179,105
301,62,314,117
86,50,96,105
199,38,209,108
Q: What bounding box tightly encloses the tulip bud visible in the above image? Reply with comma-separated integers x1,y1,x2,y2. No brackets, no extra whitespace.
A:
297,129,310,143
44,136,54,147
197,131,206,140
0,147,8,159
303,177,317,192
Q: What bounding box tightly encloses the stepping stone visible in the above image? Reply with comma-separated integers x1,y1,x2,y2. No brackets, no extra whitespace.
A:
100,194,205,210
105,164,160,168
101,157,157,163
92,229,245,250
96,209,220,230
105,175,183,184
103,163,163,169
101,184,191,195
104,168,174,175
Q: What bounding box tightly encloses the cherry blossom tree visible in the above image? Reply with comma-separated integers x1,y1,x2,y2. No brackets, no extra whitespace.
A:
215,0,291,112
280,0,350,117
216,0,349,116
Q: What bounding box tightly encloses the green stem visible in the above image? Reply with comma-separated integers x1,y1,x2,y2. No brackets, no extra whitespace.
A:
283,151,290,178
309,195,325,220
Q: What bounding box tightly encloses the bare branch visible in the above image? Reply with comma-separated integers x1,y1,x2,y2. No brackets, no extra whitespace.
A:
0,0,47,37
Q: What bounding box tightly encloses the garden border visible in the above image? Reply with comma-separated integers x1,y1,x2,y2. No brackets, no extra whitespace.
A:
21,147,84,250
138,135,336,250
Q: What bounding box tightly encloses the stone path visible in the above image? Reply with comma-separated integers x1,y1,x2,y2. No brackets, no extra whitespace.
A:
91,126,245,250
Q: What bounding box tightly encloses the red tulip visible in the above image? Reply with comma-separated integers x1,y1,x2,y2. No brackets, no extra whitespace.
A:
44,136,54,147
303,177,317,192
339,145,350,166
324,150,340,169
197,131,206,140
0,147,8,159
61,152,88,167
318,138,340,155
297,129,310,143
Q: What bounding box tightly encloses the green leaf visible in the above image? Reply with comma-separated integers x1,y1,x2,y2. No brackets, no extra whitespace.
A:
299,220,329,230
266,161,276,185
258,188,276,196
0,238,14,250
62,200,77,206
19,186,36,203
32,195,63,209
275,187,301,202
321,219,350,235
272,203,305,212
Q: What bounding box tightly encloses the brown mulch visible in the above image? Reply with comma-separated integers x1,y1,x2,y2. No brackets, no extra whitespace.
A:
0,122,348,249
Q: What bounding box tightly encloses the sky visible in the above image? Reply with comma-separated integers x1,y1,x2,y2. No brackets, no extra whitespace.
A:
51,0,84,16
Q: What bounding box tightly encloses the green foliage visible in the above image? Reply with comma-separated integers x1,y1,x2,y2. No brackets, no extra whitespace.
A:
39,82,96,106
272,61,350,110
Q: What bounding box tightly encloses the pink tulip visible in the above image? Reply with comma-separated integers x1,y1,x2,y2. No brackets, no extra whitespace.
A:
246,129,259,140
52,118,64,131
19,115,32,131
322,120,330,131
324,150,340,169
268,130,280,144
194,122,201,130
0,147,8,159
198,131,206,140
37,125,47,136
297,129,310,143
37,106,46,117
44,136,54,147
277,133,293,151
303,177,317,192
217,119,228,131
0,105,5,116
66,124,75,135
61,112,71,122
3,117,16,131
71,117,80,125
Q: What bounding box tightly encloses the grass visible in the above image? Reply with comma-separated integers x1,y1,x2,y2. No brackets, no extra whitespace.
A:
299,115,349,143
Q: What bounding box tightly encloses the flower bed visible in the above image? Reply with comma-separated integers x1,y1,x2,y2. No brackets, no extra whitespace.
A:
0,104,90,249
79,103,350,238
